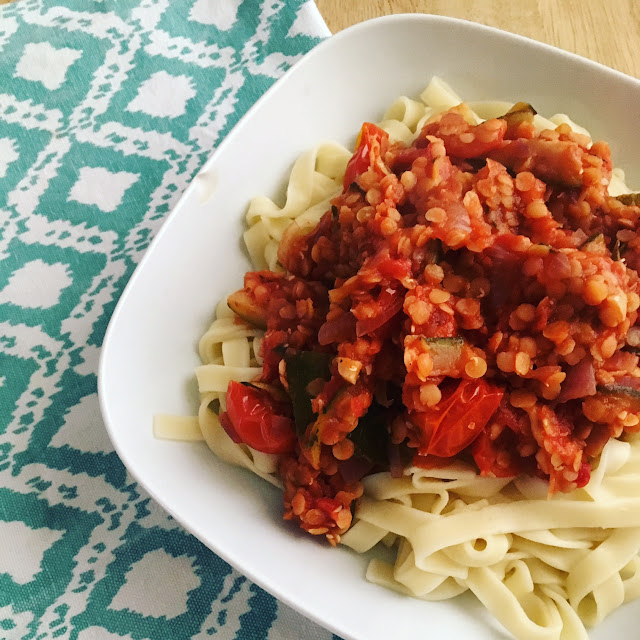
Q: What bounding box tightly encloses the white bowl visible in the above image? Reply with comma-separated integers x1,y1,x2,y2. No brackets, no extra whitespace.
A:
99,14,640,640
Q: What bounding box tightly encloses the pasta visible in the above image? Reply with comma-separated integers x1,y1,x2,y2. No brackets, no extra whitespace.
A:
155,78,640,639
342,436,640,638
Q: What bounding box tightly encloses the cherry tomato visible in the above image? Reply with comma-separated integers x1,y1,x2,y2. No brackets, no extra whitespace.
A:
343,122,389,189
224,381,296,454
414,379,504,458
219,411,242,444
356,288,404,337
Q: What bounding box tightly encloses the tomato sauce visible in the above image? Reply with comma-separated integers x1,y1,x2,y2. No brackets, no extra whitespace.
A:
226,105,640,545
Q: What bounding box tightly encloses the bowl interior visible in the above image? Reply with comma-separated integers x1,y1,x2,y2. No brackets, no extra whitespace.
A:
99,14,640,640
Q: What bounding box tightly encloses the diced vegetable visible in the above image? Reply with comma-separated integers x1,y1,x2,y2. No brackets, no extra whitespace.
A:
501,102,537,118
596,384,640,411
597,383,640,398
423,337,465,376
499,102,537,138
557,357,596,402
489,138,584,187
318,312,357,345
612,238,626,261
227,289,267,329
616,193,640,206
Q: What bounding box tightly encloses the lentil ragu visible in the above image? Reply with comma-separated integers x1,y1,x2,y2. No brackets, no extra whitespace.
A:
221,102,640,545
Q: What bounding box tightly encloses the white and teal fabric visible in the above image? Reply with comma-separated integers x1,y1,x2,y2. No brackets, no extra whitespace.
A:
0,2,339,638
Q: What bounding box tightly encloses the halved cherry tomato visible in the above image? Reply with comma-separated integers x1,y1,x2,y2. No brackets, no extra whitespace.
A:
219,411,242,444
343,122,389,189
355,288,404,337
224,381,296,454
413,379,504,458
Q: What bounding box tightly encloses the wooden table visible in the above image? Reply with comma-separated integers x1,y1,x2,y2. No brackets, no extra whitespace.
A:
316,0,640,79
1,0,636,77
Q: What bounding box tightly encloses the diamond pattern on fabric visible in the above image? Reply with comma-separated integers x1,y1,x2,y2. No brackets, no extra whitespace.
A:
14,42,82,91
0,1,336,638
67,167,139,213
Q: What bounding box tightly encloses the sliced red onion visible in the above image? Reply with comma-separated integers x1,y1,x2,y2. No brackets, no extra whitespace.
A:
444,203,471,243
557,358,596,402
546,251,572,279
603,351,639,372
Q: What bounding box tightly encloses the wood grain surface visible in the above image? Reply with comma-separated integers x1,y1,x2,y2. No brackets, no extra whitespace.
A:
0,0,636,77
316,0,640,79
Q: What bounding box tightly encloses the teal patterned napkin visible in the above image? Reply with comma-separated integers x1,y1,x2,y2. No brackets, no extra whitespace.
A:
0,1,338,638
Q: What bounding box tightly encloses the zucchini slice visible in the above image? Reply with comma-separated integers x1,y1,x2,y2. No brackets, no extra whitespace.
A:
422,337,465,376
616,193,640,206
596,384,640,412
227,289,267,329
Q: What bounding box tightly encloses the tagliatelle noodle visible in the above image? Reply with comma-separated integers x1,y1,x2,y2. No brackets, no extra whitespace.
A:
341,434,640,639
155,77,640,640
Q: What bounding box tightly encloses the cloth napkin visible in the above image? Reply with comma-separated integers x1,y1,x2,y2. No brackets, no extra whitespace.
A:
0,1,339,638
